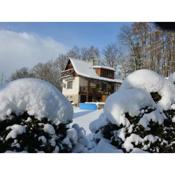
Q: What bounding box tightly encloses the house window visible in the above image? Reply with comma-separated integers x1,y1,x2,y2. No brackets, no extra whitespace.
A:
67,81,73,89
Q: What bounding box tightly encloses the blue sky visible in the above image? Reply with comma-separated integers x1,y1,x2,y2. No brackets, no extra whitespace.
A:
0,22,130,50
0,22,131,79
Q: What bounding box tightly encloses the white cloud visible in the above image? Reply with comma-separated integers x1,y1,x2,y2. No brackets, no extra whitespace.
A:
0,29,68,79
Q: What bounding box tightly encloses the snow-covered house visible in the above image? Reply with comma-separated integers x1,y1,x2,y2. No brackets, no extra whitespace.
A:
61,58,122,106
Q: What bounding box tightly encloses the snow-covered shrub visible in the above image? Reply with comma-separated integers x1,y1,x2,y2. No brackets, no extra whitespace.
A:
0,78,87,153
121,69,175,110
168,72,175,84
90,70,175,153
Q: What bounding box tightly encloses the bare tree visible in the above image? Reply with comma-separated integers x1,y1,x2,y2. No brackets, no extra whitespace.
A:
54,54,68,72
119,23,175,77
144,27,175,76
118,56,134,79
31,61,61,90
81,46,100,64
11,67,34,81
102,43,120,69
120,23,152,71
67,46,81,59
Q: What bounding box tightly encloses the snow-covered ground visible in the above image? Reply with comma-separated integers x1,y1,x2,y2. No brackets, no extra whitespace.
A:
73,108,124,152
73,107,103,135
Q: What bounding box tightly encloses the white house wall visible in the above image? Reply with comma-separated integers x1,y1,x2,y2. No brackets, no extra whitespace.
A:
62,76,80,105
62,76,79,94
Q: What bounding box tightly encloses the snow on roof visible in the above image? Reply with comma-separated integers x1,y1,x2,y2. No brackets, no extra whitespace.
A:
69,58,122,83
92,65,115,71
0,78,73,123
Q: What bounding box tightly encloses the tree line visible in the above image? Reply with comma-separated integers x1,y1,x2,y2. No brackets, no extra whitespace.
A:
120,22,175,77
10,22,175,89
11,45,121,90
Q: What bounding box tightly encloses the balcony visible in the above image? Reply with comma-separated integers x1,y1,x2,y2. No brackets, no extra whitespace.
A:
79,86,112,95
61,68,75,78
79,86,94,94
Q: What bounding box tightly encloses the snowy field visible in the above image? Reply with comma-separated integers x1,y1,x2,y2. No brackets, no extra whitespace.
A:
73,107,103,135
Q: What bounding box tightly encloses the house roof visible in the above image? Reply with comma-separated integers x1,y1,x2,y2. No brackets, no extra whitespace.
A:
69,58,122,83
92,65,115,71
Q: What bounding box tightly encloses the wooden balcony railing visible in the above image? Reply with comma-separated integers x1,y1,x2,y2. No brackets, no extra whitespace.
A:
61,68,74,78
79,86,112,95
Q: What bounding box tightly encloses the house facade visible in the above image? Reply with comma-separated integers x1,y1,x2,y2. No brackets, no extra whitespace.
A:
61,58,122,106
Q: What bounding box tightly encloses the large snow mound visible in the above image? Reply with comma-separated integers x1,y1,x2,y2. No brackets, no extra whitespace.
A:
0,78,73,123
104,88,155,126
121,69,164,93
159,79,175,110
89,113,108,133
121,69,175,110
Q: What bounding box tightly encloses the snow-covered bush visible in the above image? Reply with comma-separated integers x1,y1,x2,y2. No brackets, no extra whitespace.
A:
168,72,175,84
90,70,175,153
0,78,87,153
121,69,175,110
